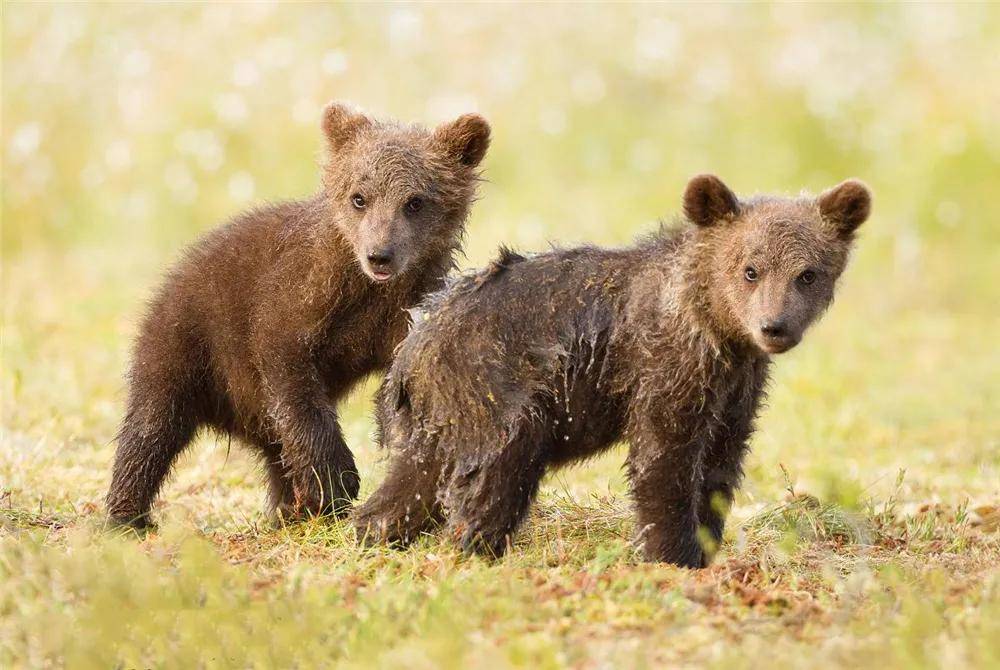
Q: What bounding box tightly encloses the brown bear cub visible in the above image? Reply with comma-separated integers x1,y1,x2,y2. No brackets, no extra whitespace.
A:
106,102,490,528
354,174,871,567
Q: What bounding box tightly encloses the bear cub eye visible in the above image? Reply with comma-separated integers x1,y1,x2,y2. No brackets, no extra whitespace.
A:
404,196,424,216
798,269,817,285
351,193,366,210
744,267,759,282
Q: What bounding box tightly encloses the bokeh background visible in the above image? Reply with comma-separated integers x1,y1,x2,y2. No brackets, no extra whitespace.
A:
2,4,998,667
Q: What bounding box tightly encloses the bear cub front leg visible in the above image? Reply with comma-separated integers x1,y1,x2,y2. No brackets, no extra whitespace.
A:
353,436,445,546
263,353,360,519
627,420,707,568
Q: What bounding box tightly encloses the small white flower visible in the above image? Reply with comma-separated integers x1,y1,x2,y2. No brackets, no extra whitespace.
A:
105,140,132,172
228,172,255,202
165,162,197,203
388,9,422,47
539,108,567,136
10,123,41,158
214,93,248,125
321,51,349,75
571,71,606,104
232,61,259,88
122,49,151,78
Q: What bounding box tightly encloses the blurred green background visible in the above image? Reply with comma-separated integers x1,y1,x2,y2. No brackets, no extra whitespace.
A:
2,5,999,668
3,2,999,521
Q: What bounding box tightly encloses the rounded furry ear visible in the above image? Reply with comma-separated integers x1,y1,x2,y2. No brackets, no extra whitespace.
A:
818,179,872,239
322,102,371,151
432,113,491,168
683,174,740,227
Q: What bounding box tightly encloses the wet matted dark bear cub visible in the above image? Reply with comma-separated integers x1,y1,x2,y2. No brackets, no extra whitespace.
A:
106,102,490,528
354,174,872,568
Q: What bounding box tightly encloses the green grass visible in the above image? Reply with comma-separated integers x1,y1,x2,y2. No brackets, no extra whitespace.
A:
2,4,999,668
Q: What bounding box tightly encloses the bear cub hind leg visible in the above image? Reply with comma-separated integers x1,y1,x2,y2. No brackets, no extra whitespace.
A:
106,390,199,530
444,422,552,559
353,434,445,547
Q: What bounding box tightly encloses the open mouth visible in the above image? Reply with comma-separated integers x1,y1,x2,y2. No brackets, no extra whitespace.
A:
369,269,394,283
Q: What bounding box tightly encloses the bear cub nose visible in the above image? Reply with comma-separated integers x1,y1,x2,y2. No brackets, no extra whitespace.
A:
367,249,394,269
760,320,788,338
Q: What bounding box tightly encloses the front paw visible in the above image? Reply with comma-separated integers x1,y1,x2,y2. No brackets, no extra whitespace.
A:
271,502,306,526
640,526,707,569
648,543,706,569
326,467,361,517
290,473,358,520
328,493,355,519
105,512,155,535
454,522,509,560
336,467,361,503
352,510,414,548
352,514,389,547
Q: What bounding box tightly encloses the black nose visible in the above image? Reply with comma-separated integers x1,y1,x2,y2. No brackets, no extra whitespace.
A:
366,249,394,269
760,320,787,338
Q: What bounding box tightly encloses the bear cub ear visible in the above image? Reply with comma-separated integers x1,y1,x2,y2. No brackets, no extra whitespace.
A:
322,102,372,152
818,179,872,239
683,174,740,227
433,113,491,168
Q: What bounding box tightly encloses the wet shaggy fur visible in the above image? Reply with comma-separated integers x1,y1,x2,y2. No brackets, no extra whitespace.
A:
354,175,872,567
106,102,490,528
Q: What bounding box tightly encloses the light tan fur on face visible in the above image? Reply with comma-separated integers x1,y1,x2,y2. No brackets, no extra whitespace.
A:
321,105,490,283
686,177,871,355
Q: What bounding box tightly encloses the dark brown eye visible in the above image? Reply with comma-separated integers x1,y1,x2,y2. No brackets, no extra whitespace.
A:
799,270,817,285
744,267,759,282
351,193,366,209
404,196,424,215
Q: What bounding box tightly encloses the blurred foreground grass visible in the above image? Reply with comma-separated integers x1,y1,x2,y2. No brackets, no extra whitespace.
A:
2,4,999,668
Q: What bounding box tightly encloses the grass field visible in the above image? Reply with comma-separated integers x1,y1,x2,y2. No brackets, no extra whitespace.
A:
2,4,998,668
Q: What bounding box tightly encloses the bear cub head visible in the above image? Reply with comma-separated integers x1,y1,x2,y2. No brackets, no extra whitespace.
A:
320,102,491,283
684,174,872,355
